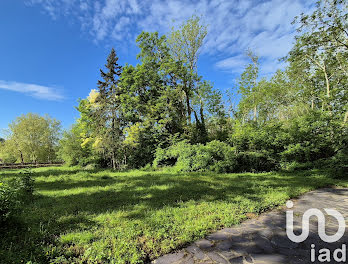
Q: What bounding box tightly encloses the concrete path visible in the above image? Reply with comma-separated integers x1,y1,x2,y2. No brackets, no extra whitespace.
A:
153,188,348,264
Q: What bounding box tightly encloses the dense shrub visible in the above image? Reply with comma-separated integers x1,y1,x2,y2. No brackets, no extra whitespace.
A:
229,111,346,171
279,112,339,163
154,140,277,173
17,172,35,195
235,151,278,172
0,174,34,222
205,140,237,172
0,182,21,222
325,150,348,179
153,140,210,172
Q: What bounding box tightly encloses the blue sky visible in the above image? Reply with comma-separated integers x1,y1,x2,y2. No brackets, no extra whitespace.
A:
0,0,313,136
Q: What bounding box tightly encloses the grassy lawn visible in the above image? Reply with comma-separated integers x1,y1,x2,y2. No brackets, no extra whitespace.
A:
0,167,347,263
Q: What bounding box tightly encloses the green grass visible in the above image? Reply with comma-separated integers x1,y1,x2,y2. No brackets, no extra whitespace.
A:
0,167,347,263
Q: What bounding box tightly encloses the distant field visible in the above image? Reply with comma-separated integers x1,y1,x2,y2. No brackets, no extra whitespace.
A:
1,167,347,263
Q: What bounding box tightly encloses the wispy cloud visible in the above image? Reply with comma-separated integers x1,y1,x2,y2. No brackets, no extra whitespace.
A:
215,55,249,74
0,80,64,101
27,0,314,76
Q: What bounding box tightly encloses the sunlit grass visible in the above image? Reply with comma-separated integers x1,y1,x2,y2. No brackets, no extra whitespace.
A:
0,167,347,263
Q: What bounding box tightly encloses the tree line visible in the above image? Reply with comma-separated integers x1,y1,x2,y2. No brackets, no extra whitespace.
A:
1,0,347,174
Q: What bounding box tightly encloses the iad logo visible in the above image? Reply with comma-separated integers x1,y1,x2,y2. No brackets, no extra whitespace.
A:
286,200,347,262
286,200,345,243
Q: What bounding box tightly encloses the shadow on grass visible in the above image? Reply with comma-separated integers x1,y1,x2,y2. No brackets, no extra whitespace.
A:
0,217,52,263
32,170,334,225
2,169,342,263
34,176,120,191
28,168,104,177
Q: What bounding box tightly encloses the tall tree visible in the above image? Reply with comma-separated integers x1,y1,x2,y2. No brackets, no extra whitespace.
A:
237,50,260,123
167,15,208,125
86,48,124,169
289,0,348,117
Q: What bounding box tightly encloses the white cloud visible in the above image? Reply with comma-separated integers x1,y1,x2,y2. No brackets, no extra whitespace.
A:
112,16,131,40
28,0,314,76
0,80,64,101
215,55,249,73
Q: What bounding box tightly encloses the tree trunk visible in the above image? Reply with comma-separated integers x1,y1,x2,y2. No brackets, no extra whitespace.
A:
323,64,330,98
193,110,200,125
111,151,116,170
185,89,191,124
306,55,330,98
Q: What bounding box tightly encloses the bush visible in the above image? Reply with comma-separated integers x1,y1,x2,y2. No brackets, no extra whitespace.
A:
205,140,237,173
154,140,239,172
0,182,21,222
0,174,34,222
235,151,278,172
154,140,279,173
280,143,311,163
154,140,214,172
158,141,211,172
325,150,348,179
280,111,340,163
18,172,35,195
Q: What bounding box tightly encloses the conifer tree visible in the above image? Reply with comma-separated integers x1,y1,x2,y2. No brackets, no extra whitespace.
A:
94,48,124,169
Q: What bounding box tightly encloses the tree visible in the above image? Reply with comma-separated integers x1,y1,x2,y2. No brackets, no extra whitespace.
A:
167,15,208,125
237,50,260,123
120,31,189,157
83,48,124,169
289,0,348,117
0,139,16,163
57,123,97,166
167,15,207,71
2,113,61,163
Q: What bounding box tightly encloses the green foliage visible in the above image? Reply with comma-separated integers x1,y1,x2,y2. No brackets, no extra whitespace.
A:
280,161,314,172
0,173,34,222
153,140,207,172
71,17,223,170
1,113,61,163
154,140,239,173
237,50,260,122
0,182,21,221
0,140,17,163
81,48,126,169
228,110,347,171
155,112,344,173
288,0,347,115
68,7,346,172
1,4,348,263
204,140,237,173
235,151,278,173
280,111,342,163
17,173,35,196
324,149,348,179
57,123,99,166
